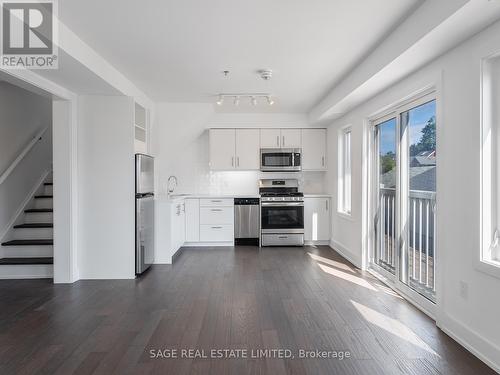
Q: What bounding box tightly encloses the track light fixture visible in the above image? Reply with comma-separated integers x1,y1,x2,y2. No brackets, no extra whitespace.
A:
216,95,223,106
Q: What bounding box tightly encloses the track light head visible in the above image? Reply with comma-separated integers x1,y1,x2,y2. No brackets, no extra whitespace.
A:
251,96,257,106
267,96,275,105
216,95,223,106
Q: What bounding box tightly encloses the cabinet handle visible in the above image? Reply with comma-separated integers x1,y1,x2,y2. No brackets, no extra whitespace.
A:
326,199,329,211
212,226,222,229
322,156,325,167
231,156,234,167
278,236,288,239
237,157,240,167
211,209,223,212
282,136,285,147
276,135,280,147
211,200,222,203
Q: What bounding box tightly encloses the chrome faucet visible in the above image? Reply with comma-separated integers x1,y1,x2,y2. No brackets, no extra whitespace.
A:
167,175,178,195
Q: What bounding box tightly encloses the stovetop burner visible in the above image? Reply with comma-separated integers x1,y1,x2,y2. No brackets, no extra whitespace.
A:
260,192,304,197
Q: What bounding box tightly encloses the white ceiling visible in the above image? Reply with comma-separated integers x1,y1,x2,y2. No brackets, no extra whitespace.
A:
59,0,419,112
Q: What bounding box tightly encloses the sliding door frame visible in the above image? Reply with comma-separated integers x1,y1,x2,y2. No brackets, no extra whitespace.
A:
367,89,438,318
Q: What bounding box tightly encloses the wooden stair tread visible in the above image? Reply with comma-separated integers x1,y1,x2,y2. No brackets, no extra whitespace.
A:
34,195,53,199
44,183,53,186
1,239,53,246
13,223,53,229
25,209,53,213
0,257,53,265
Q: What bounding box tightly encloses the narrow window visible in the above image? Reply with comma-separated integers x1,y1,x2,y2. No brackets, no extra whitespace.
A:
338,127,352,215
481,54,500,271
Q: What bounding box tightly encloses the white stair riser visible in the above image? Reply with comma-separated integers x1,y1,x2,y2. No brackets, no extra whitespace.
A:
13,228,53,239
44,185,53,195
34,199,53,209
24,212,53,223
1,246,53,258
0,264,53,279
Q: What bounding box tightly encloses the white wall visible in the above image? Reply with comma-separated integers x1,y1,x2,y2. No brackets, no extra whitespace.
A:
154,103,326,196
327,19,500,371
0,82,52,240
77,95,135,279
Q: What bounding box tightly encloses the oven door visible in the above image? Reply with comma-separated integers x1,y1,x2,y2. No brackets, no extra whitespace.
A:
261,202,304,233
260,148,301,172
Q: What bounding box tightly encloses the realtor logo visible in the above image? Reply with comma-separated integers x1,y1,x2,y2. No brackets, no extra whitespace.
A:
1,0,58,69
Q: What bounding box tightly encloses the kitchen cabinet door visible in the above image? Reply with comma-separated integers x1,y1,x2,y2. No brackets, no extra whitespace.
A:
304,197,331,242
235,129,260,169
185,199,200,242
260,128,281,148
172,202,185,250
281,129,301,148
302,129,327,170
209,129,235,169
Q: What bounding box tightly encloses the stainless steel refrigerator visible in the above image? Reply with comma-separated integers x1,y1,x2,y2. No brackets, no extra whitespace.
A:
135,154,154,275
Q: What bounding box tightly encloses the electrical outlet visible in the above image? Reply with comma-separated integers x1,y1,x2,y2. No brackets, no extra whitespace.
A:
459,280,468,300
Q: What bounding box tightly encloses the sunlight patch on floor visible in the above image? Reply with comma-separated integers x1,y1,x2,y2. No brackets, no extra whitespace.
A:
351,300,439,356
317,263,377,291
307,252,355,272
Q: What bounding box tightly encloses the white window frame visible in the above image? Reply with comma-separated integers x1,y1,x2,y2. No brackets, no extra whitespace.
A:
479,52,500,279
338,126,352,216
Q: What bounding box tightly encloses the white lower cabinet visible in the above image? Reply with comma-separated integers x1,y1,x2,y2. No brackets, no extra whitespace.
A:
304,197,331,243
154,198,185,264
200,225,234,242
173,201,185,251
185,199,200,242
185,198,234,244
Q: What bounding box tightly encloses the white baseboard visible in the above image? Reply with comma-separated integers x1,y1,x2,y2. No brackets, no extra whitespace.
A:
305,240,330,246
329,239,362,268
183,241,235,247
438,313,500,373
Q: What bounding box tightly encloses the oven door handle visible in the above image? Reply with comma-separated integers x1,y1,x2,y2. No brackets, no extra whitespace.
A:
261,202,304,207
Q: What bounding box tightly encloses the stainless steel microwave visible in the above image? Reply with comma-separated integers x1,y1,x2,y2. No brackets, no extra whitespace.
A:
260,148,301,172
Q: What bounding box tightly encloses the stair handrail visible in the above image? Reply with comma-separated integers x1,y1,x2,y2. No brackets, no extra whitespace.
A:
0,126,48,186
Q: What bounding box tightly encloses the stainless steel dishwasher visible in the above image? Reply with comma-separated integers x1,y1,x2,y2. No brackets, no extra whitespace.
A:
234,198,260,246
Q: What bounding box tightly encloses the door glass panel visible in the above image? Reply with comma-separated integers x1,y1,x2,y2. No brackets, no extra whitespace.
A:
375,118,397,274
401,100,436,302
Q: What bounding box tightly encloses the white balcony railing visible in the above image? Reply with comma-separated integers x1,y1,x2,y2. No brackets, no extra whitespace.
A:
377,187,436,301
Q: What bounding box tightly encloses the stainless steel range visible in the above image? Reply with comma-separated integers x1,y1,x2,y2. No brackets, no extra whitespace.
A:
259,179,304,246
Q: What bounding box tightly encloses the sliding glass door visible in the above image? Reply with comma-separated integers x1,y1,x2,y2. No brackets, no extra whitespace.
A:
373,117,397,276
370,94,437,306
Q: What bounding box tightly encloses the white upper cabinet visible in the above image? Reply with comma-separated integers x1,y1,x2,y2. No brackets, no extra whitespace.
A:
210,127,326,171
302,129,327,170
260,128,282,148
235,129,260,169
261,129,301,149
281,129,301,148
304,197,331,242
209,129,236,170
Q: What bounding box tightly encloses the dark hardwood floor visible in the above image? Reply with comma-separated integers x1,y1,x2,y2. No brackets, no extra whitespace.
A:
0,246,495,375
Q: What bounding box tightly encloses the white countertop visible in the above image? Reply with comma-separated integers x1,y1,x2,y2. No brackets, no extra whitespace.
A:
156,193,331,202
155,193,260,203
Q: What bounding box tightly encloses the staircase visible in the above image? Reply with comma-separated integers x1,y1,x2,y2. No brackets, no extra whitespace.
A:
0,179,54,278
